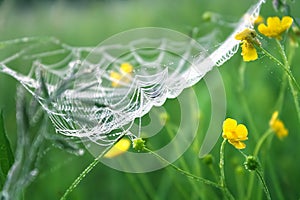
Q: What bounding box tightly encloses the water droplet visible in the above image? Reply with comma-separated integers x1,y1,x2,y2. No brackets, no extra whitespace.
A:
78,149,85,156
30,169,39,177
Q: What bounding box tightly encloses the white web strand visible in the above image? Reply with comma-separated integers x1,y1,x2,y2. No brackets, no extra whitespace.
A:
0,0,265,146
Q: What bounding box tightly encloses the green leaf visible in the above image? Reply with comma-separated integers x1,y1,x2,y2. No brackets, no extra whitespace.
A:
0,110,14,189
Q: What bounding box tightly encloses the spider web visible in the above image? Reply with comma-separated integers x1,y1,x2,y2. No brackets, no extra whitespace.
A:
0,0,264,147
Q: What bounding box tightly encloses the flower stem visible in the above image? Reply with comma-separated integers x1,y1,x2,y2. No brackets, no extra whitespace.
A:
255,169,271,200
60,151,104,200
143,147,222,190
219,139,226,188
253,129,273,156
276,37,297,112
165,123,204,198
246,129,273,199
275,71,288,113
266,156,285,200
275,39,300,123
219,139,235,200
60,135,125,200
238,61,259,141
125,173,149,200
257,45,300,92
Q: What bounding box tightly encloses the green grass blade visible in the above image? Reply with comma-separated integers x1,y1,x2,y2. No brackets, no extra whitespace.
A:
0,110,14,190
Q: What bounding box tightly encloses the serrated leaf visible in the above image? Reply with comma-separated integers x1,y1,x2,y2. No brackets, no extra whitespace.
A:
0,110,14,189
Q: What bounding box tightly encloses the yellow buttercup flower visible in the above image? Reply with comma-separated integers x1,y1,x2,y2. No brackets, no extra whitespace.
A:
222,118,248,149
235,28,256,41
110,63,134,87
235,28,259,62
110,71,122,87
240,40,258,62
258,16,293,39
120,62,133,73
104,138,131,158
269,111,288,139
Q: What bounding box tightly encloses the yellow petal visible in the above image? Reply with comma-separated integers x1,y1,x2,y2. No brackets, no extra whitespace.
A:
277,128,288,139
223,118,237,133
254,15,264,24
104,138,131,158
281,16,293,30
270,112,289,140
120,63,133,73
110,71,122,87
235,29,250,40
269,111,279,127
267,16,281,28
223,130,236,140
258,16,293,39
241,41,258,62
273,120,288,139
257,23,268,35
228,140,246,149
236,124,248,139
235,28,256,41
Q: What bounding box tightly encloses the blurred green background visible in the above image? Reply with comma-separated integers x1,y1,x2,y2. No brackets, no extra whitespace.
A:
0,0,300,199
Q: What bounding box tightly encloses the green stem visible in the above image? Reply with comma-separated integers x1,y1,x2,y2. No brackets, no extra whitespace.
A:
275,39,300,123
235,166,245,200
209,164,219,183
143,147,222,190
238,61,259,141
60,135,124,200
156,167,190,199
266,155,285,200
165,124,204,198
246,129,273,200
257,45,300,92
219,139,235,200
60,152,103,200
219,139,226,188
255,169,271,200
275,71,288,113
253,129,273,156
125,173,148,200
136,174,157,198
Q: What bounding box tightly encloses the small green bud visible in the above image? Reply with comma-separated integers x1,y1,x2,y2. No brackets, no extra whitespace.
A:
202,154,214,165
244,156,259,171
202,11,213,22
132,138,146,152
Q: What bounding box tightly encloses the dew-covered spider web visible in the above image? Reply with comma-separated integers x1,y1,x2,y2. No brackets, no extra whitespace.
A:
0,0,264,147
